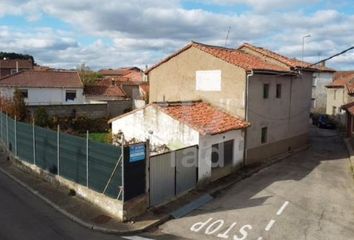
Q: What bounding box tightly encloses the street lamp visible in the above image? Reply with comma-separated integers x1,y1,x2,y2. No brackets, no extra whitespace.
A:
0,57,7,79
301,34,311,66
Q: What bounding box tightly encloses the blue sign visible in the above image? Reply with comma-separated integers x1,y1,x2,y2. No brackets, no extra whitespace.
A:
129,144,145,162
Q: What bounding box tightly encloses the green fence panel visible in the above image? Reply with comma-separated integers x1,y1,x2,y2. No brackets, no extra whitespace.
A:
88,141,122,199
59,132,87,185
17,121,34,164
35,126,57,171
0,113,4,143
8,117,15,154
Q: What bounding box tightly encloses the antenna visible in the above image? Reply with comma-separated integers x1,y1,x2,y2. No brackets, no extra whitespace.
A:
225,26,231,47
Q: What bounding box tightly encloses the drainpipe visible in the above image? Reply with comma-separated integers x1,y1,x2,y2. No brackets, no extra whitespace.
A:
243,70,254,167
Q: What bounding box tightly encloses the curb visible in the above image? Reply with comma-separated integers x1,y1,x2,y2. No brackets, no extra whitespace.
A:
0,165,168,235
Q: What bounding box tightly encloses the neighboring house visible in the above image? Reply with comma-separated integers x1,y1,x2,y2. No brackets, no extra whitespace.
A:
341,102,354,137
146,41,314,166
84,85,128,103
109,101,249,180
97,68,149,109
0,59,33,78
98,67,143,82
326,71,354,125
238,43,336,113
0,70,84,105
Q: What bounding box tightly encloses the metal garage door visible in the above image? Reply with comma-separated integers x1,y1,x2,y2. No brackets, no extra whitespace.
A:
149,152,175,206
176,146,197,196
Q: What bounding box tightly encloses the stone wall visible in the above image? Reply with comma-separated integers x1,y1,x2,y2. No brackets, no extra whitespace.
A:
27,100,132,119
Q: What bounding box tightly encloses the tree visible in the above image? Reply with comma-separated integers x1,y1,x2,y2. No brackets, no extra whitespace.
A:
13,89,26,121
76,63,102,86
0,52,35,64
34,107,50,127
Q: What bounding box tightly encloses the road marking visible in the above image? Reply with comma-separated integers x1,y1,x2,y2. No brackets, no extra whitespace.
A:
265,219,276,231
122,236,154,240
277,201,289,216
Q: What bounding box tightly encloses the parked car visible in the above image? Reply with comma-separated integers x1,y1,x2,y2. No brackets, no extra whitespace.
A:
311,114,336,129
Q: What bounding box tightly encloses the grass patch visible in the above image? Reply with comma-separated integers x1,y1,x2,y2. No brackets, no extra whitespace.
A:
83,132,112,144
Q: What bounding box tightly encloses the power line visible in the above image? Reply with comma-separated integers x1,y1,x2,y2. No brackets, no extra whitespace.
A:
306,46,354,68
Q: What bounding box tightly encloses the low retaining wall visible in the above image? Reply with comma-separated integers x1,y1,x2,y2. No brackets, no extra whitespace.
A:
27,100,132,119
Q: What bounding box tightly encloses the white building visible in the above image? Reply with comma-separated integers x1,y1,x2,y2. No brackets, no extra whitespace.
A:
0,70,84,105
109,101,249,181
312,67,336,113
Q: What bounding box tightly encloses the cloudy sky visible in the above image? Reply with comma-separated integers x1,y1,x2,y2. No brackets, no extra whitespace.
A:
0,0,353,70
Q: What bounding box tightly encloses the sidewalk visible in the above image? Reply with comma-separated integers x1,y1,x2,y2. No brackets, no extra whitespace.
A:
0,143,309,235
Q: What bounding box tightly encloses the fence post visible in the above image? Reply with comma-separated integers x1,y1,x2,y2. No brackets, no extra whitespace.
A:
57,125,60,176
122,136,125,202
6,113,8,148
32,118,36,165
14,116,17,156
86,130,89,188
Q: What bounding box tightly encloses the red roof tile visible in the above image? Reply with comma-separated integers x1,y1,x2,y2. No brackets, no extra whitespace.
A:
146,41,291,74
239,43,336,72
98,67,143,81
327,71,354,94
157,102,250,135
84,85,127,98
0,70,83,88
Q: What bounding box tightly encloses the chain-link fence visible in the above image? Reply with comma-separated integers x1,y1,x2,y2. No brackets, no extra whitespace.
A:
0,112,123,200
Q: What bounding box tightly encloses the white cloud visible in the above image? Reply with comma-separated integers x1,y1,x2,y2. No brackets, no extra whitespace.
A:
0,0,353,70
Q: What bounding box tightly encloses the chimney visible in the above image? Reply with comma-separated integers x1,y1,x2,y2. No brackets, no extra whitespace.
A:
16,61,19,73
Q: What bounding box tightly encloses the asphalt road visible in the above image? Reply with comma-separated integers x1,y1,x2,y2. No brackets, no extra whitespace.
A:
0,165,183,240
160,127,354,240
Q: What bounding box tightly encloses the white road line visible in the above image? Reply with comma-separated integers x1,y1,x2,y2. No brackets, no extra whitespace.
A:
265,219,276,231
277,201,289,216
122,236,154,240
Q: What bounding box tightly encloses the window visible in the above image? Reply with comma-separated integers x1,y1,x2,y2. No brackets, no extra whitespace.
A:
261,127,268,144
263,83,269,99
19,89,28,99
276,84,282,98
65,90,76,101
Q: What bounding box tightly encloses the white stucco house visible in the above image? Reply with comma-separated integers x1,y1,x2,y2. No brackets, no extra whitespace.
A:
109,101,250,181
0,70,84,105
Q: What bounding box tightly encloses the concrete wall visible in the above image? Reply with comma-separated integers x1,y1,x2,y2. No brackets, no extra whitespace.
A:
0,87,85,105
28,100,131,119
111,105,200,149
148,46,246,118
246,72,312,163
312,72,334,113
198,130,244,180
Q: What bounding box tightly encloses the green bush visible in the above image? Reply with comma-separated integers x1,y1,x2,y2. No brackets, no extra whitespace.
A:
34,107,51,127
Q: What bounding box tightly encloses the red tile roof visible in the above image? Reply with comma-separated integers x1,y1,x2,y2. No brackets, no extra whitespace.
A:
146,42,291,74
327,71,354,94
0,59,33,69
98,67,143,81
0,70,83,88
157,102,250,135
239,43,336,72
342,102,354,115
84,85,127,98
